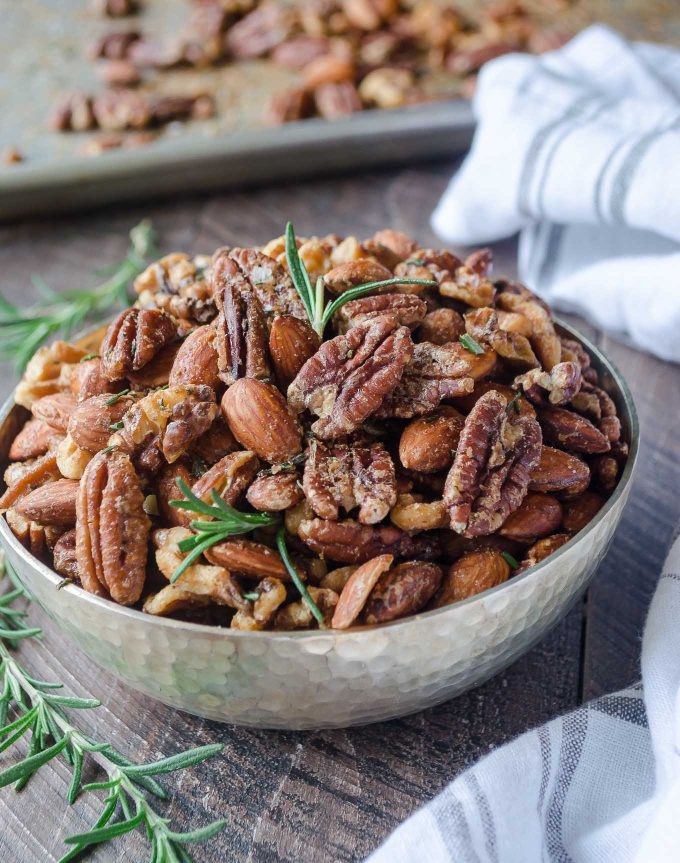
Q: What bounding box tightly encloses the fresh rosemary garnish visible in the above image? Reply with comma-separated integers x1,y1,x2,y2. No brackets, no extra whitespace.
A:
404,258,425,266
506,392,522,415
0,560,226,861
168,480,279,583
0,221,157,372
255,452,306,479
105,389,130,406
275,528,324,626
459,333,485,355
242,592,259,602
108,420,124,431
79,353,100,363
285,222,437,338
502,551,520,570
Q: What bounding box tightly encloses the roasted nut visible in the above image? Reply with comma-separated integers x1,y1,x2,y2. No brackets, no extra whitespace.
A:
499,492,562,541
464,307,538,369
70,357,122,402
298,517,441,564
332,554,393,629
56,434,94,480
265,87,314,125
562,491,605,534
9,419,63,461
538,406,610,454
68,393,136,453
416,308,465,345
288,316,413,439
374,341,475,418
156,460,194,528
225,247,307,320
451,381,535,417
126,343,180,389
303,54,355,89
336,294,427,333
271,35,331,69
399,407,465,473
497,309,533,337
51,92,96,132
168,325,221,390
205,538,289,580
433,550,509,605
31,392,78,433
231,577,288,630
320,564,358,593
497,295,561,371
358,67,415,109
363,561,443,623
518,533,571,571
15,479,79,528
76,449,150,604
92,88,151,131
268,315,320,388
371,229,417,261
221,378,302,463
246,472,304,511
53,529,79,580
389,495,448,533
274,587,338,630
514,361,582,406
439,265,495,307
0,453,60,512
314,81,363,118
592,454,619,494
212,257,270,384
303,439,397,525
529,446,590,498
143,585,209,617
465,248,492,277
100,308,177,381
444,390,542,536
224,3,294,59
323,259,393,294
14,341,87,409
191,450,259,506
571,382,621,443
189,416,238,465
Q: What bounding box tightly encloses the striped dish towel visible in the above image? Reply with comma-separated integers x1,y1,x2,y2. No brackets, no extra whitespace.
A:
431,25,680,363
366,531,680,863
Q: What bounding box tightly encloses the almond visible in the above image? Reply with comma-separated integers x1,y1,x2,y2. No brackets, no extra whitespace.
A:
221,378,302,464
499,493,562,542
15,478,79,527
332,554,393,629
529,446,590,498
399,407,465,474
323,259,393,294
433,549,509,606
169,324,221,390
68,393,136,453
269,315,320,388
562,491,605,534
538,406,610,454
246,472,304,511
302,54,355,89
205,538,290,580
31,392,78,432
9,419,63,461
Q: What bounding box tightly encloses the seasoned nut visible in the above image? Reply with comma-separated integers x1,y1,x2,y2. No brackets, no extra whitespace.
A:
451,381,535,418
70,357,122,402
314,81,362,118
265,87,314,125
399,407,465,473
225,247,307,320
444,390,542,536
191,450,259,506
439,265,495,307
56,434,94,480
68,393,136,453
127,343,180,389
464,307,538,369
323,259,393,294
433,550,509,605
15,479,79,528
571,382,621,443
288,316,413,439
51,92,95,132
331,554,393,629
284,499,314,537
143,585,209,617
205,538,289,580
497,309,533,337
465,248,493,277
271,35,331,69
303,439,397,525
518,533,571,571
529,446,590,498
212,256,270,385
9,419,62,461
224,3,294,59
592,454,619,494
5,509,54,556
498,295,561,370
246,472,304,511
221,378,302,463
302,54,355,89
100,308,177,381
514,361,582,406
268,315,320,388
371,229,417,261
538,406,610,454
168,325,221,390
562,491,605,534
53,529,79,581
31,392,78,433
15,341,87,409
359,67,415,109
499,492,562,541
320,564,358,593
0,453,60,512
189,416,238,465
389,495,448,533
375,341,474,418
336,294,426,333
231,577,288,630
76,448,150,604
92,88,151,131
416,308,465,345
274,587,338,630
363,561,443,623
298,517,441,564
156,460,193,528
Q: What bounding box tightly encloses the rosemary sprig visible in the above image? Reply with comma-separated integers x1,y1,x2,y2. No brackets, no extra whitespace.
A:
285,222,437,338
275,528,324,627
168,479,279,583
502,551,520,570
0,560,226,862
0,220,157,371
459,333,485,355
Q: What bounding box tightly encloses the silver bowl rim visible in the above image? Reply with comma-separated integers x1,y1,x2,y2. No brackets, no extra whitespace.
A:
0,318,639,641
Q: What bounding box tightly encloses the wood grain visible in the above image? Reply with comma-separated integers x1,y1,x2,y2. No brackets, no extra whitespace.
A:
0,161,675,862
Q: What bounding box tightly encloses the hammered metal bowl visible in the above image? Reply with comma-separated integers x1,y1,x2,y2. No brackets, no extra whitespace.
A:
0,321,638,729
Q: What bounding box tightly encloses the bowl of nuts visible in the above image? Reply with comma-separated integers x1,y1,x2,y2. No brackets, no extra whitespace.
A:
0,225,637,729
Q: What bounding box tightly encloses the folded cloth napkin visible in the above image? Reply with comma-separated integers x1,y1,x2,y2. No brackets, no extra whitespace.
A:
431,25,680,363
366,531,680,863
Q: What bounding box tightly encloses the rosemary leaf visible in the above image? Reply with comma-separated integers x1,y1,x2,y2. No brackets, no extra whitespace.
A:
63,810,146,847
320,276,437,332
123,743,224,778
165,819,230,844
502,551,521,570
459,333,485,355
0,735,70,787
285,222,315,322
105,389,130,406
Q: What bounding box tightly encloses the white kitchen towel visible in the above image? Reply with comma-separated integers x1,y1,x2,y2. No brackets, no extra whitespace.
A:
431,25,680,363
366,531,680,863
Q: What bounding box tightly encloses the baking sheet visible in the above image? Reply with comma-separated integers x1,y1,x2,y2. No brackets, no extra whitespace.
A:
0,0,677,220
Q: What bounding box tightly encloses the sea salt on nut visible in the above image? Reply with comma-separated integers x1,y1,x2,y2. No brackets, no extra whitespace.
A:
514,361,582,407
336,294,427,333
9,419,63,462
416,308,465,345
191,450,259,507
528,446,591,499
562,491,605,534
363,561,443,624
432,549,510,606
399,407,465,474
537,406,610,454
498,492,562,542
169,325,221,391
246,472,304,511
389,495,448,533
100,307,177,381
298,517,441,564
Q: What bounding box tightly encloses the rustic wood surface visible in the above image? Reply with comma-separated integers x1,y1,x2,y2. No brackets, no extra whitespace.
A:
0,161,678,862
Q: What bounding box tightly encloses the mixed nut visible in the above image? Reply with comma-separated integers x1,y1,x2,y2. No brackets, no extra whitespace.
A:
0,223,627,631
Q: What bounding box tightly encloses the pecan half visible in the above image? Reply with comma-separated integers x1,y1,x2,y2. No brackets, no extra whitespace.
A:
444,390,542,536
374,341,474,418
168,325,221,391
76,449,150,604
336,294,427,333
514,361,582,406
303,439,397,525
298,517,441,564
314,81,362,119
363,561,443,623
213,257,270,385
537,406,610,454
288,316,414,439
100,308,177,381
220,247,307,320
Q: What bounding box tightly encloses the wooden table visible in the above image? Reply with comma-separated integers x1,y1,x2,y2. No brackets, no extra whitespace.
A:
0,161,678,862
